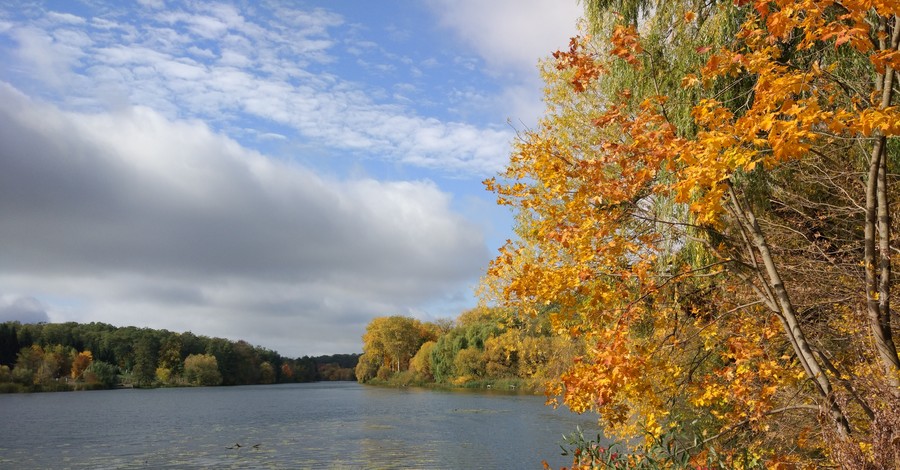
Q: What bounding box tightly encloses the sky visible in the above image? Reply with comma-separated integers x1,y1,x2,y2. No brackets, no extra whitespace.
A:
0,0,581,357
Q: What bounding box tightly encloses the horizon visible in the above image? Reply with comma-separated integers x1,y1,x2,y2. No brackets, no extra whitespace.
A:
0,1,581,357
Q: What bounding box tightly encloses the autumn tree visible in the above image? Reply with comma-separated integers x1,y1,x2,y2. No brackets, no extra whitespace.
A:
409,340,436,380
156,334,183,383
356,316,436,382
484,0,900,466
259,361,275,384
70,350,93,380
280,362,294,381
184,353,222,386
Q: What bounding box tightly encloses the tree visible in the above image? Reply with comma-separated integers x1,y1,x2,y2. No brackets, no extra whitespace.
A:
259,361,275,384
205,338,236,385
280,362,294,381
12,345,41,385
429,328,467,383
157,334,184,379
356,316,436,382
355,352,380,383
409,341,436,380
484,0,900,466
231,340,260,385
131,335,158,387
0,322,20,366
70,350,93,380
453,347,485,379
183,353,222,386
84,360,118,389
155,366,172,384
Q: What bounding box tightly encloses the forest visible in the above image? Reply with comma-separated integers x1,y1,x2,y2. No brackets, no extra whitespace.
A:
477,0,900,468
0,321,357,392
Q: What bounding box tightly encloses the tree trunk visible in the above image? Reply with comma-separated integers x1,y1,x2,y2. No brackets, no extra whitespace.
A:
728,183,851,435
865,14,900,391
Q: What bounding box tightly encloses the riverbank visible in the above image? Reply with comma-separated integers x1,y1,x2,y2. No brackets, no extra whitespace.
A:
360,373,545,394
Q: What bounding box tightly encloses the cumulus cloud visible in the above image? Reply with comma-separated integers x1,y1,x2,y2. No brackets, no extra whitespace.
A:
0,84,490,355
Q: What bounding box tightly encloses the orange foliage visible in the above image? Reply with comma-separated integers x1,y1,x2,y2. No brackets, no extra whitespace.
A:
71,350,93,380
485,0,900,466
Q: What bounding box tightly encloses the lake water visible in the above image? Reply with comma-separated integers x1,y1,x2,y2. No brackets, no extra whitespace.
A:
0,382,601,469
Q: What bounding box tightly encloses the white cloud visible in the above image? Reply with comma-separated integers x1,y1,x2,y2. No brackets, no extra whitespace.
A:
428,0,580,75
0,2,514,175
46,11,87,25
0,84,490,356
427,0,581,125
10,26,86,89
137,0,166,9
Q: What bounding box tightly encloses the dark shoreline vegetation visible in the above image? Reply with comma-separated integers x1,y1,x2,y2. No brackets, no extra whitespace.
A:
0,321,358,393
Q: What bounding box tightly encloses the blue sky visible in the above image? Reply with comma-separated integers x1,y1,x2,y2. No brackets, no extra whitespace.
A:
0,1,580,356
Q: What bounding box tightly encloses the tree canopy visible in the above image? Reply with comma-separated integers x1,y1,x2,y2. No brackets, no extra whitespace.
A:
482,0,900,467
0,321,357,392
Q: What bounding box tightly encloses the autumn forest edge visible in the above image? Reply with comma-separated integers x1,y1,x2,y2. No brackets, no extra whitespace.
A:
362,0,900,467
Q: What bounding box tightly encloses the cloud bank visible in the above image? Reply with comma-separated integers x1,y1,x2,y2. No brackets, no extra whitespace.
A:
0,84,490,355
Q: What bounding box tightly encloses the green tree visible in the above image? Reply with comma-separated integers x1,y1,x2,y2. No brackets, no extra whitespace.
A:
205,338,236,385
84,360,119,388
131,335,158,387
12,345,42,385
0,322,20,366
429,329,466,383
231,340,260,385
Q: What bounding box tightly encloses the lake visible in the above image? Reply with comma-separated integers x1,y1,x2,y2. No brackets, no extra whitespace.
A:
0,382,601,469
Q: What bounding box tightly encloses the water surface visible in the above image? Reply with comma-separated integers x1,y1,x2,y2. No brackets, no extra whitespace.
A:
0,382,599,469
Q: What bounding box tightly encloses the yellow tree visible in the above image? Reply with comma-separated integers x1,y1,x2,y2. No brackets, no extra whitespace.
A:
356,316,436,381
484,0,900,466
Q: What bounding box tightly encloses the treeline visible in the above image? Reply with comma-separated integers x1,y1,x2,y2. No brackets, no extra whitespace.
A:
0,321,358,392
355,307,579,389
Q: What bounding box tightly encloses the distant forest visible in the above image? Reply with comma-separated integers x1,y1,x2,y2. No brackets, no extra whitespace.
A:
0,321,358,393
